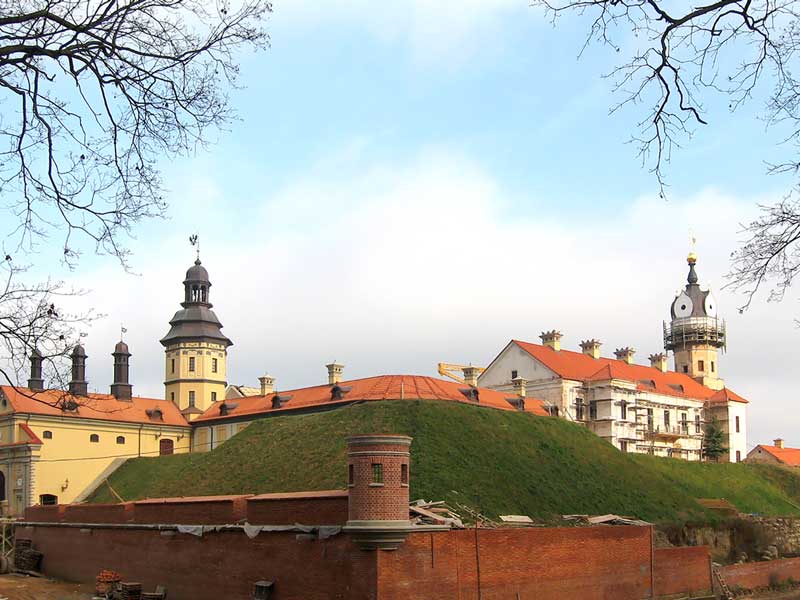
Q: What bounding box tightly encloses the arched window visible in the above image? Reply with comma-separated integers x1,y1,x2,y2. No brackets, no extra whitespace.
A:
89,434,99,443
39,494,58,506
200,286,207,303
116,436,125,445
42,430,52,439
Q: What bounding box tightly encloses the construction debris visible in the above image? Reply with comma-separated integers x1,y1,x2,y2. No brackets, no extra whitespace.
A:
499,515,534,525
410,500,464,528
562,514,650,527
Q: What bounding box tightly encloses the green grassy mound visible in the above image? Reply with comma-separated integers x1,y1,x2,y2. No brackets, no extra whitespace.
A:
87,400,800,523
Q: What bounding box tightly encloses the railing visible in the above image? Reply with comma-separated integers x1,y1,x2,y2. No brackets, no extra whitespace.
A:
647,424,693,438
663,317,726,350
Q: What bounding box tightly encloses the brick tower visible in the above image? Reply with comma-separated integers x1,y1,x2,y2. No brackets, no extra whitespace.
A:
344,434,412,550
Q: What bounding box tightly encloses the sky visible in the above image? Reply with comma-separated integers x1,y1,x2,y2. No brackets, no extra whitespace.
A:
3,1,798,449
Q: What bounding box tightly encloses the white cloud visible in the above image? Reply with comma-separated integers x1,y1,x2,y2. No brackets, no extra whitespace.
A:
55,147,795,451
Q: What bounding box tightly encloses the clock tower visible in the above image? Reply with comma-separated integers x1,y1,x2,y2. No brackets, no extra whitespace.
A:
663,252,726,390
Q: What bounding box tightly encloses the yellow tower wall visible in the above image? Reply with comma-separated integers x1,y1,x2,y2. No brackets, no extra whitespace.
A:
164,341,227,412
673,344,724,391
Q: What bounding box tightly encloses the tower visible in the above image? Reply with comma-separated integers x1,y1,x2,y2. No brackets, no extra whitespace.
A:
110,341,133,400
160,257,232,418
68,344,88,397
663,252,726,390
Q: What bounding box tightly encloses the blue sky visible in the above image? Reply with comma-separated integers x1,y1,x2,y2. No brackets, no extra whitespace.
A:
5,2,799,448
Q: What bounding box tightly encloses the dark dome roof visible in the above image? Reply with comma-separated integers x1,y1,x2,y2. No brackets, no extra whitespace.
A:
114,340,130,354
72,344,86,357
185,259,210,283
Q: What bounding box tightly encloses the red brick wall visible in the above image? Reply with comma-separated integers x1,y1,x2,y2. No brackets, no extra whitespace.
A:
653,546,712,597
378,526,655,600
131,496,249,524
16,526,377,600
24,505,64,522
63,503,134,524
347,435,411,522
246,496,348,525
721,557,800,591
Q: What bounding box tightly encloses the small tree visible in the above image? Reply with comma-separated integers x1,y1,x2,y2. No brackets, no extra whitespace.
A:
703,418,729,463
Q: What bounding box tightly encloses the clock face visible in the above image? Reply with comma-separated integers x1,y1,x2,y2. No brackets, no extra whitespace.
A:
673,292,693,318
704,293,717,317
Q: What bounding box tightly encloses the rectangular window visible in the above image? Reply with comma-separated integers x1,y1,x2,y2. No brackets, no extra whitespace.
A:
348,464,354,486
171,359,175,374
620,401,627,421
620,440,628,453
401,463,409,485
735,416,740,433
575,400,585,421
188,390,196,407
736,450,742,463
711,361,716,373
211,391,217,403
647,409,654,432
188,356,195,372
680,412,688,433
511,369,518,380
170,391,175,402
212,358,218,373
371,463,383,485
698,360,705,372
682,365,689,373
663,410,670,429
695,414,701,434
589,400,597,420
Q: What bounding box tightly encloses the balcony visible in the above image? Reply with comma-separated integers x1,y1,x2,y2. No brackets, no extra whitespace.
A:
648,425,691,440
663,317,726,350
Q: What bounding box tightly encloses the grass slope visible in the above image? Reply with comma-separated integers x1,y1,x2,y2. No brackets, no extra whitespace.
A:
88,400,800,523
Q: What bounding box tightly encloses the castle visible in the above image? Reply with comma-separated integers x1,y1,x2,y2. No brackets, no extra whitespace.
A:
0,250,748,516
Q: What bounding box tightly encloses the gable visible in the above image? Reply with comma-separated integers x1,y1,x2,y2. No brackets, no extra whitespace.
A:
478,341,559,388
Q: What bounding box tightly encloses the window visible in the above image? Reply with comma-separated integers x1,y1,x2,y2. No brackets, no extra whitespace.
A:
620,401,627,421
698,360,705,372
663,411,670,429
348,464,354,486
211,391,217,403
43,430,52,439
620,440,628,453
170,392,175,402
89,434,99,443
159,438,174,456
116,436,125,445
682,365,689,373
39,494,58,506
371,463,383,485
695,415,701,434
735,416,740,433
188,391,196,407
736,450,742,462
646,408,654,432
681,412,688,434
511,369,518,380
171,358,175,374
575,400,585,421
589,400,597,420
711,361,716,373
188,356,195,372
212,358,218,373
401,463,409,485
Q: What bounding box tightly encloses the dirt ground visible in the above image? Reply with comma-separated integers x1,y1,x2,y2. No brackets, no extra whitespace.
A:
0,574,95,600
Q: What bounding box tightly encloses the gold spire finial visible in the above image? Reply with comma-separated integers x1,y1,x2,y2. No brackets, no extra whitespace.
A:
688,230,698,264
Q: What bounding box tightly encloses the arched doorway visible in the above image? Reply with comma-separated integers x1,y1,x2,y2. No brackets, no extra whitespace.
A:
159,438,174,456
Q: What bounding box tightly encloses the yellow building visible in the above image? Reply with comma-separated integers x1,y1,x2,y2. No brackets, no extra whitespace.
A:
161,258,232,420
0,343,190,516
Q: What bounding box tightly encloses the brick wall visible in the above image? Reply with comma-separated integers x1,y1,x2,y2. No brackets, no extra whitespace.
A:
246,492,348,525
377,526,656,600
63,502,134,524
16,526,376,600
653,546,712,597
130,495,250,524
721,557,800,591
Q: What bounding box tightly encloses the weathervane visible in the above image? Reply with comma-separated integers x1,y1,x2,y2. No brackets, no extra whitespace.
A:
189,233,200,261
120,324,127,341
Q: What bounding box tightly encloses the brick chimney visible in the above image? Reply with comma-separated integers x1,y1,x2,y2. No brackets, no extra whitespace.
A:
462,366,480,387
774,438,785,449
649,353,668,373
579,339,602,359
614,347,635,365
259,375,275,396
344,434,413,550
512,376,527,398
540,330,563,351
326,362,344,385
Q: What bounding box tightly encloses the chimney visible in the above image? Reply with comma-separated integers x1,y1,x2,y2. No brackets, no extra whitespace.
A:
512,376,527,398
28,349,44,391
68,344,88,397
110,341,133,400
462,366,480,387
649,352,668,373
540,330,563,351
579,339,602,359
774,438,785,449
614,347,635,365
326,362,344,385
259,375,275,396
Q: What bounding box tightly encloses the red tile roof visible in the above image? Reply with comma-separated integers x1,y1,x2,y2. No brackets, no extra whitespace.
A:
195,374,550,423
0,386,189,427
753,445,800,466
510,340,748,403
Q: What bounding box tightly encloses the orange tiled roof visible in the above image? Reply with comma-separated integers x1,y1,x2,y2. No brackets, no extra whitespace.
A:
754,445,800,466
194,374,549,423
511,340,748,403
0,386,189,427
